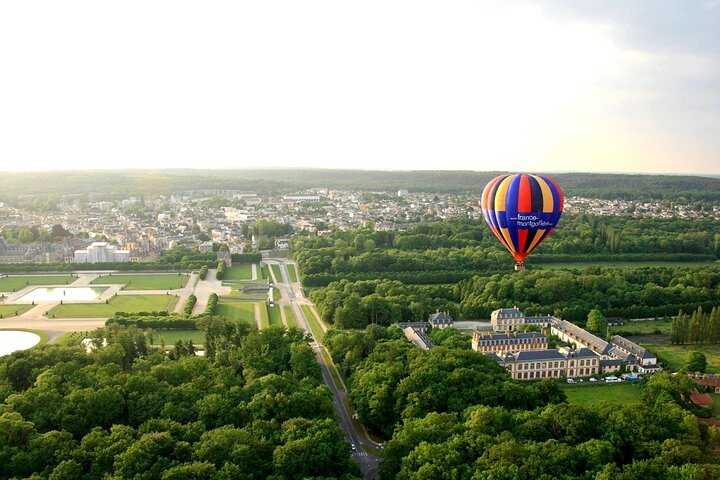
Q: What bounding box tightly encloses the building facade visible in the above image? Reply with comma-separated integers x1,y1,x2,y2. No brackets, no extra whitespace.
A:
492,348,600,381
490,307,553,332
472,331,548,355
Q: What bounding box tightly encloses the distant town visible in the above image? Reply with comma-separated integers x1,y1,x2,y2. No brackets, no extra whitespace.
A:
1,188,718,265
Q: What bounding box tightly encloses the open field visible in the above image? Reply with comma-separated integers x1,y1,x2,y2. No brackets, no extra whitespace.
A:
284,305,298,328
215,302,257,326
271,264,283,283
223,264,254,281
562,382,643,405
92,274,188,290
536,261,716,270
152,329,205,345
641,343,720,373
610,319,673,335
268,305,282,326
0,275,76,292
0,304,32,317
49,295,175,318
302,305,326,342
288,264,299,283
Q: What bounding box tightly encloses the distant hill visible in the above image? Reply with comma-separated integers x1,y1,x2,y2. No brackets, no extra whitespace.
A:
1,169,719,202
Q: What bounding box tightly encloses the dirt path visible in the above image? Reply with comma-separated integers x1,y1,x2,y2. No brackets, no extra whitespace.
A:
254,303,262,330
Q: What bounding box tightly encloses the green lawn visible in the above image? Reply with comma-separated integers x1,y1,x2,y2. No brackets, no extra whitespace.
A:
0,304,32,318
49,295,175,318
610,319,673,335
260,265,268,280
223,264,254,281
152,330,205,345
92,274,188,290
642,343,720,373
0,275,76,292
536,261,715,270
215,302,257,326
302,305,326,343
268,305,282,326
562,382,643,406
284,305,298,329
270,264,283,283
272,287,280,302
288,264,299,283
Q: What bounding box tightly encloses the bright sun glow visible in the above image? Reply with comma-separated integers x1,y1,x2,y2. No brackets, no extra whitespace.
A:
0,1,717,174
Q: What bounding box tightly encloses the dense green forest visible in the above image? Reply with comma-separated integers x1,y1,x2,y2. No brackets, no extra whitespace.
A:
294,216,719,287
326,326,720,479
0,322,359,479
298,217,720,325
1,169,719,204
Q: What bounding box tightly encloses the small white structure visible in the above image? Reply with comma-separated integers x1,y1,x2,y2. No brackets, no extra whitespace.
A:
74,242,130,263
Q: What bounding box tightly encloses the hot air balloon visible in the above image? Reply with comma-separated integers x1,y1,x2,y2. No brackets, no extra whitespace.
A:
481,173,564,270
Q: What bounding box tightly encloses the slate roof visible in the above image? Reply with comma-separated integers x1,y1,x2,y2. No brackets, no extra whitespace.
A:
475,332,546,342
572,348,599,359
515,349,566,361
610,335,657,360
551,318,612,355
428,312,453,324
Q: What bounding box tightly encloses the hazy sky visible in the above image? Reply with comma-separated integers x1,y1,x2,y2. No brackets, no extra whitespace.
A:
1,1,719,174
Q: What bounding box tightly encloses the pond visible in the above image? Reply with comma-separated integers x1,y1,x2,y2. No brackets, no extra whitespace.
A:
0,330,41,356
16,287,107,302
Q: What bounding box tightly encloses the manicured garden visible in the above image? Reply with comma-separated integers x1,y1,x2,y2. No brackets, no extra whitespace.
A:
271,264,283,283
49,295,176,318
0,275,76,292
222,264,255,281
92,273,188,290
268,305,282,326
562,382,643,405
284,305,298,328
0,304,32,317
288,264,299,283
215,302,257,326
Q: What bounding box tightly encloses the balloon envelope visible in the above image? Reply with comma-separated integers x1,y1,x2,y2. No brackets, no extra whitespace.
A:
481,173,564,264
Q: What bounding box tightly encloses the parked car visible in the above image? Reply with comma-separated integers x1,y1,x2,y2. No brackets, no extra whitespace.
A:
589,377,597,382
566,378,576,384
605,376,622,383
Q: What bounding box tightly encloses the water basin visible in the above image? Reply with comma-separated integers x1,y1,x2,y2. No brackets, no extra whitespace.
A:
16,287,107,302
0,330,41,356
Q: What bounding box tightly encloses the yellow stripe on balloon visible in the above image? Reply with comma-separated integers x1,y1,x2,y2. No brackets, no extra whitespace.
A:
529,174,553,213
493,174,516,213
499,227,515,254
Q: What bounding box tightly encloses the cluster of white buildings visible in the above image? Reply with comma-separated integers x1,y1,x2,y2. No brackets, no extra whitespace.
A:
74,242,129,264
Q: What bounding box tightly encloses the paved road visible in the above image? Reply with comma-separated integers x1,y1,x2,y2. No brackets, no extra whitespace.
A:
270,259,382,480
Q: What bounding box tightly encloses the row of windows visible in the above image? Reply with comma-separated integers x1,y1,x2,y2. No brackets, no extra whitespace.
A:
516,370,564,380
478,339,546,346
512,366,600,380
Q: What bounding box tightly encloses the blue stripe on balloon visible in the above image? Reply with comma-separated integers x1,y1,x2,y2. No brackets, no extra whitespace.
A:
505,175,522,252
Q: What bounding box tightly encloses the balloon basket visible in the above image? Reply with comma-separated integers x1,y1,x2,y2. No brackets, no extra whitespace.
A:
514,262,525,271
